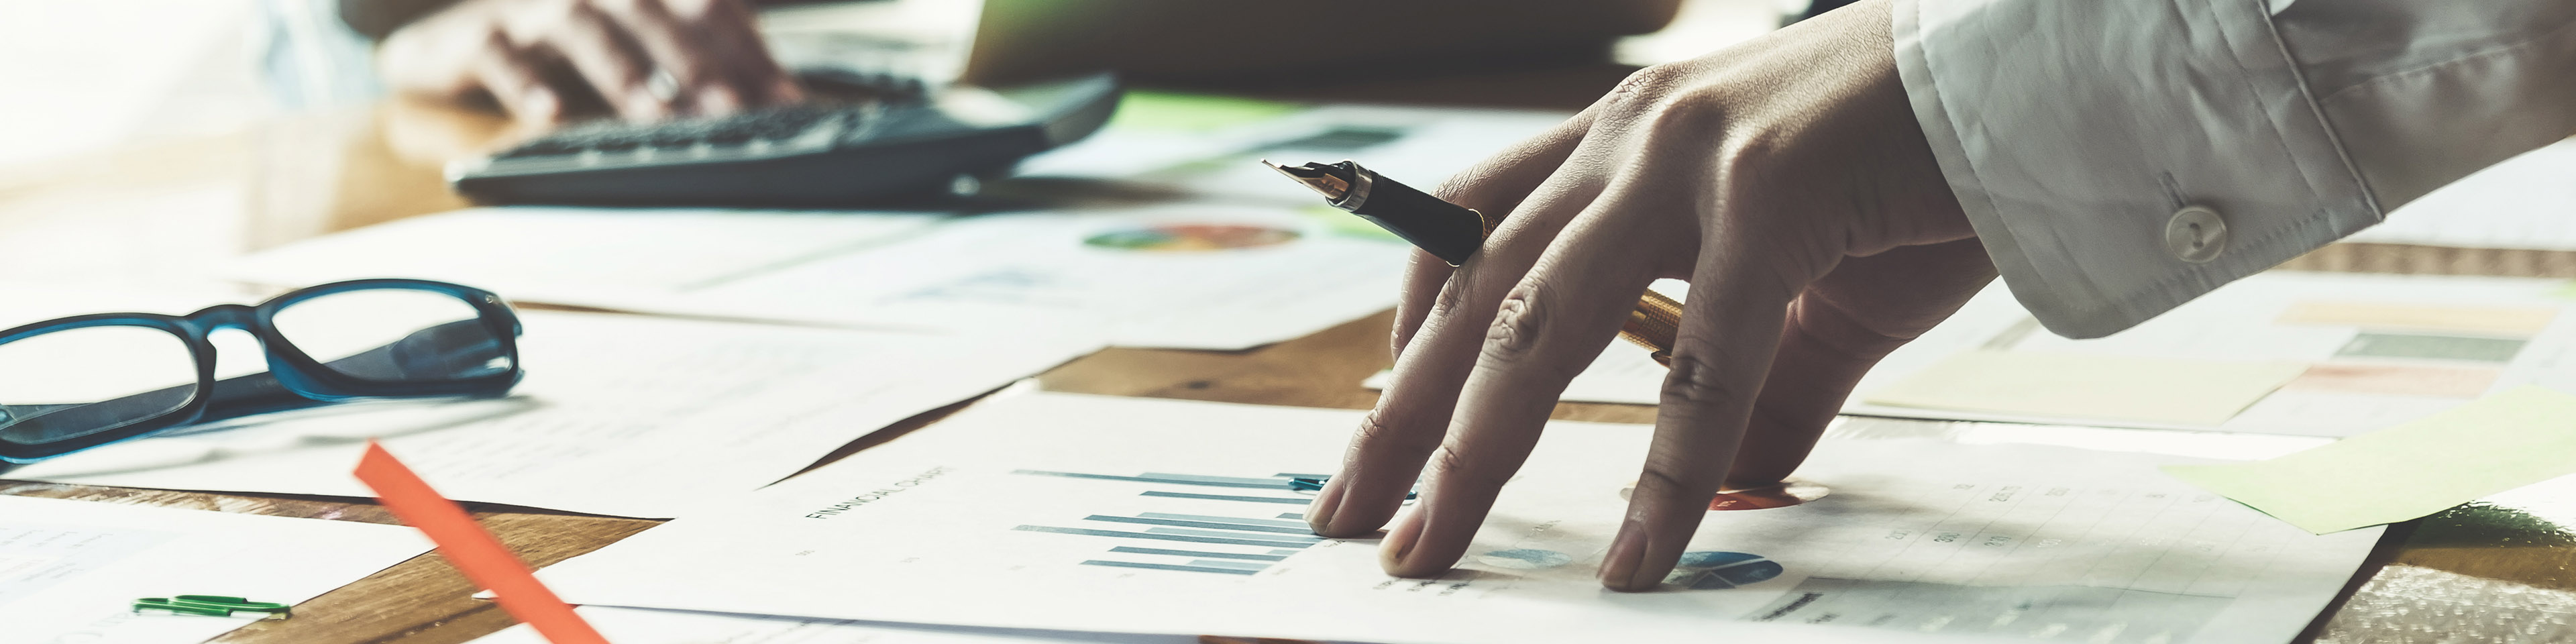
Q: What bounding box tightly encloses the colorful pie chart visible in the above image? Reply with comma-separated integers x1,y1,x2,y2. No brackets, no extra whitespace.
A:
1666,551,1784,590
1616,479,1829,510
1475,549,1574,570
1083,223,1301,252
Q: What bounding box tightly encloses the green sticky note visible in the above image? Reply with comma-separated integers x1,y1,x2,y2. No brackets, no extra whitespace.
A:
2164,386,2576,534
1862,351,2308,425
1106,92,1305,132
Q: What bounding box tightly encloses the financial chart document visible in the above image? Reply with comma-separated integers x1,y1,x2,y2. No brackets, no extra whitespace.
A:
10,311,1101,519
535,392,2379,644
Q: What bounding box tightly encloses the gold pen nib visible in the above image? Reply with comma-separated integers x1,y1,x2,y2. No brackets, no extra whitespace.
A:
1260,158,1352,201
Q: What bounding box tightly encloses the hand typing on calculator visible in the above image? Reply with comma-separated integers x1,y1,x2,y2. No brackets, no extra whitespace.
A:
376,0,805,125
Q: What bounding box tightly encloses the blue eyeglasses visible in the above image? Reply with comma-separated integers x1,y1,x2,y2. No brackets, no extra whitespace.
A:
0,278,523,472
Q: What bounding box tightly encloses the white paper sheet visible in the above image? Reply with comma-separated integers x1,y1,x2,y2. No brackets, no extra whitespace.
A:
1855,273,2576,437
469,606,1203,644
2345,138,2576,251
657,205,1410,349
220,208,945,306
1016,104,1572,206
226,205,1409,350
0,494,426,644
11,311,1101,518
533,392,2380,644
1382,272,2576,438
224,103,1568,351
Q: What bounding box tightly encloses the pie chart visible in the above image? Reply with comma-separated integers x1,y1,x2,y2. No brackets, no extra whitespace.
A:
1616,479,1829,510
1709,480,1831,511
1667,551,1784,590
1083,223,1301,252
1476,548,1574,570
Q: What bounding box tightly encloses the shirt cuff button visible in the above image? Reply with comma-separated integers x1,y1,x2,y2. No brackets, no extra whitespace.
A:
2164,206,2227,264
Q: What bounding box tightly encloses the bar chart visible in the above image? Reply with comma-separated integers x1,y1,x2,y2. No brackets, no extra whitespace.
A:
1009,470,1331,576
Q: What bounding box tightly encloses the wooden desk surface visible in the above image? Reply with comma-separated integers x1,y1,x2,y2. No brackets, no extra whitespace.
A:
4,62,2574,644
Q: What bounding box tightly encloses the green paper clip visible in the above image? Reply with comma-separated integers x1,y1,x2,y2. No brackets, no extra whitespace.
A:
133,596,291,619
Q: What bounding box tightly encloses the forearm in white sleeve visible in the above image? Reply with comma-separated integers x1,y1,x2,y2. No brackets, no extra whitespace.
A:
1890,0,2576,338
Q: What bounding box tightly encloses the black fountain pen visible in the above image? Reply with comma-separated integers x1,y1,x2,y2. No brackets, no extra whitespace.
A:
1264,159,1684,366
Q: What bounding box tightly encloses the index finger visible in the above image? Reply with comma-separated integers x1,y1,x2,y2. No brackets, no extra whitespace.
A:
1381,209,1676,578
1307,113,1597,539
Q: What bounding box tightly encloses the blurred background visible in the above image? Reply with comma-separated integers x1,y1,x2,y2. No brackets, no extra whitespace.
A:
0,0,1807,164
0,0,1825,286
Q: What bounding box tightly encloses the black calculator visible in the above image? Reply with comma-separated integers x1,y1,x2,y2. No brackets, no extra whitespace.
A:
446,73,1121,207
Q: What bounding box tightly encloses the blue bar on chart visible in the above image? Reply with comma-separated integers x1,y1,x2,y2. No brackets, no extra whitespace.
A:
1085,515,1315,534
1006,472,1334,576
1107,547,1288,561
1013,525,1314,549
1138,491,1311,504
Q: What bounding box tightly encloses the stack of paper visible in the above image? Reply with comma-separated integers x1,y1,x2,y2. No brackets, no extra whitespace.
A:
527,392,2381,644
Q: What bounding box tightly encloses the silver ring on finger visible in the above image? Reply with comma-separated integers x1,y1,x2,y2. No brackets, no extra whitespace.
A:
645,68,682,103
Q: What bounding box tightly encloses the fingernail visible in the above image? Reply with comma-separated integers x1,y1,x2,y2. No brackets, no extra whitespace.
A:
696,87,740,115
521,88,560,121
1599,518,1652,590
625,89,669,120
1304,480,1346,535
1378,510,1428,574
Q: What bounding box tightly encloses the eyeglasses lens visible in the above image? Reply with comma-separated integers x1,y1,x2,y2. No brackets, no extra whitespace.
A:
0,325,199,449
270,289,513,383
